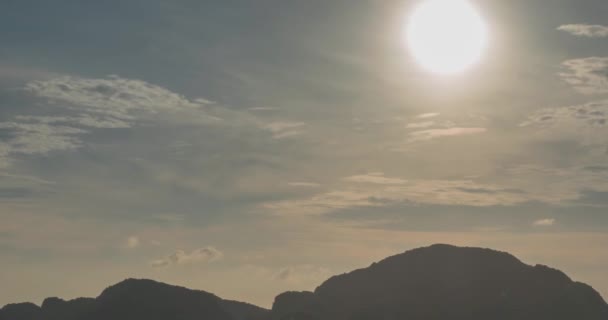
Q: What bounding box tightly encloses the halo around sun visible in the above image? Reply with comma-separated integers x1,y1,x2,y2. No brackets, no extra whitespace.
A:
406,0,488,74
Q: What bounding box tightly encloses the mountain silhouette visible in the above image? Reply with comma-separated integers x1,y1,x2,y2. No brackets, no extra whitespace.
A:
2,245,607,320
271,244,608,320
0,279,268,320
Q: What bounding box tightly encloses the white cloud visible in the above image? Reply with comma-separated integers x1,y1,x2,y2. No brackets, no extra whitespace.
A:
288,182,321,188
560,57,608,94
0,121,84,157
408,127,487,142
264,121,306,139
558,24,608,38
344,172,407,185
126,236,140,249
416,112,440,119
0,75,264,167
151,247,223,268
25,75,217,122
533,218,556,227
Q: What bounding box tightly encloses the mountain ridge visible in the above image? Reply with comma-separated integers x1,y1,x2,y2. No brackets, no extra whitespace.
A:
2,244,607,320
274,244,608,320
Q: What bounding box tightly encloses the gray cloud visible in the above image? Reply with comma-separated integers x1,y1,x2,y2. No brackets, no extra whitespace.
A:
0,75,284,169
15,115,131,129
0,121,84,166
1,75,220,167
575,189,608,206
0,187,35,198
520,100,608,148
560,58,608,94
558,24,608,38
151,247,223,268
25,76,216,121
522,100,608,128
583,166,608,173
454,187,525,195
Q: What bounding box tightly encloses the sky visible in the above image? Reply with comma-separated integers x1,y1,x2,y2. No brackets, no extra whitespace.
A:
1,0,608,308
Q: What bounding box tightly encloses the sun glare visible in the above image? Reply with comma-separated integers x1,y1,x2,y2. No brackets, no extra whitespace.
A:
406,0,488,74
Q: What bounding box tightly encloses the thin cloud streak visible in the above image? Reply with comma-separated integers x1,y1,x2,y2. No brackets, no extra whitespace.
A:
558,24,608,38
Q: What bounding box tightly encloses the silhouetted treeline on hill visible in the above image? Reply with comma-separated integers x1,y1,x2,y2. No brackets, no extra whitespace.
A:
2,244,607,320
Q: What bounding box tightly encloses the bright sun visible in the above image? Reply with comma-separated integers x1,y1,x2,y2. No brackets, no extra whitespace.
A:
406,0,488,74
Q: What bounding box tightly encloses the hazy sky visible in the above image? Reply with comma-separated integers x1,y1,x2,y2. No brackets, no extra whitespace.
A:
1,0,608,308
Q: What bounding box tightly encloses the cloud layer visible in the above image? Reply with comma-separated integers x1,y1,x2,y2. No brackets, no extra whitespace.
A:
264,174,544,216
0,76,224,167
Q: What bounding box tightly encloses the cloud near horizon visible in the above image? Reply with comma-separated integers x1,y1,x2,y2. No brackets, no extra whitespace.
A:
151,247,224,268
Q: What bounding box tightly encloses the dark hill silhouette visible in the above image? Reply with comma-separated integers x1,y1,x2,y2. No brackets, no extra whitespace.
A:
0,303,42,320
1,245,607,320
271,244,608,320
0,279,269,320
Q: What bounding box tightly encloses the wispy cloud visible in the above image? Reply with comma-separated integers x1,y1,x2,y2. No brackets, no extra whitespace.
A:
25,75,222,123
288,182,321,188
416,113,440,119
408,127,487,142
0,121,85,166
533,218,556,227
125,236,140,249
521,100,608,146
344,172,407,185
151,247,223,268
521,100,608,128
264,121,306,139
249,107,277,112
264,176,537,216
0,75,264,168
560,57,608,94
406,121,435,129
558,24,608,38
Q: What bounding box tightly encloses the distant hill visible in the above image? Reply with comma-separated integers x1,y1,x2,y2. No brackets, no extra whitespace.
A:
271,244,608,320
2,244,607,320
0,279,269,320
